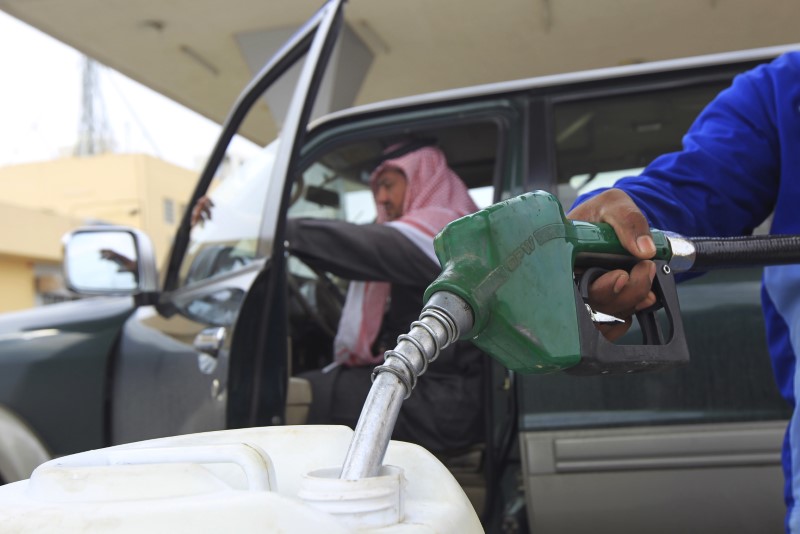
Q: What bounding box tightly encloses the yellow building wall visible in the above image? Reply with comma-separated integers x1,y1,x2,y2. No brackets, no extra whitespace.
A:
0,154,198,312
0,154,141,224
0,202,85,312
0,154,198,266
0,201,83,261
0,256,36,313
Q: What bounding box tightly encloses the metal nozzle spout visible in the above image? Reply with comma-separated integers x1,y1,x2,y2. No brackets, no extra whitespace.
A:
339,291,474,480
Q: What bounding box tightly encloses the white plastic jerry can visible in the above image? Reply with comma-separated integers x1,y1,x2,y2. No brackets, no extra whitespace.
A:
0,425,483,533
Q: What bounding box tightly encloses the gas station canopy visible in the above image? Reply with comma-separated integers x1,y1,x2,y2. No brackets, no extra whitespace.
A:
3,0,798,135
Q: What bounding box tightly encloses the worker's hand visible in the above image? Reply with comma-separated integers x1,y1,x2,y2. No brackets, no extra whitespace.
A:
191,195,214,227
567,189,658,341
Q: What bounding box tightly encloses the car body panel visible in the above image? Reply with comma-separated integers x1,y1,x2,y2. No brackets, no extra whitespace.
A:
0,297,134,456
522,421,785,533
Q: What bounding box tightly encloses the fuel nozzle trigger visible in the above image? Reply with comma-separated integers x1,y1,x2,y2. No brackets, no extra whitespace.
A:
577,268,626,325
569,260,689,375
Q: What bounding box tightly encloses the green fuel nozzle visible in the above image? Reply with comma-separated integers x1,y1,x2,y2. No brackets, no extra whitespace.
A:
424,190,685,375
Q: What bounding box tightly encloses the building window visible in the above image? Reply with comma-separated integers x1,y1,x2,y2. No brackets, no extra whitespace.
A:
164,198,175,225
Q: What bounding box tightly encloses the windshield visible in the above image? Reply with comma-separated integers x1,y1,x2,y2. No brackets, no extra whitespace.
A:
166,1,344,290
178,141,277,285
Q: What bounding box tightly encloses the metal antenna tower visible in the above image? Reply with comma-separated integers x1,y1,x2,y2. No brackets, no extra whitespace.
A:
74,56,113,156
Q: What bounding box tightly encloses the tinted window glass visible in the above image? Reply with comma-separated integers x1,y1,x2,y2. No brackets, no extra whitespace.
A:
174,49,316,287
286,122,499,374
554,82,729,209
525,80,792,431
178,141,270,286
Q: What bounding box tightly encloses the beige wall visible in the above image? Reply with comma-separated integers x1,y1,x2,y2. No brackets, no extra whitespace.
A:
0,201,82,261
0,154,197,265
0,154,141,223
0,154,198,312
0,201,85,312
0,256,37,313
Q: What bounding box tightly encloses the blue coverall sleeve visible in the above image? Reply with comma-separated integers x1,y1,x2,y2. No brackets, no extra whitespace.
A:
573,60,782,238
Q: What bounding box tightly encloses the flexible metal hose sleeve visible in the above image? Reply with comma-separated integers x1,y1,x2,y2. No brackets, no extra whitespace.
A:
690,235,800,270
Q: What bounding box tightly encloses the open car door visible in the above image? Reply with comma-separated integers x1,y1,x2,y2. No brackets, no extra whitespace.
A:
109,0,346,445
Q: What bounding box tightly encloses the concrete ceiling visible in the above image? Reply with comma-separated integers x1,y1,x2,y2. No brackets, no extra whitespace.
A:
2,0,799,139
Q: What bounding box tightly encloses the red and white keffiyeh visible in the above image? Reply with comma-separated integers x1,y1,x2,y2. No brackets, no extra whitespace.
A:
332,146,478,367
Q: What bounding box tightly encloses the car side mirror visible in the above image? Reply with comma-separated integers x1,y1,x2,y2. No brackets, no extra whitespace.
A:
63,227,159,299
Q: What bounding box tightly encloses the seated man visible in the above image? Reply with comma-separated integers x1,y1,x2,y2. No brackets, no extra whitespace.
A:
286,144,485,454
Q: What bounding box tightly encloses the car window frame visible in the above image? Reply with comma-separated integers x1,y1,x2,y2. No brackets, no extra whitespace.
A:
161,2,340,294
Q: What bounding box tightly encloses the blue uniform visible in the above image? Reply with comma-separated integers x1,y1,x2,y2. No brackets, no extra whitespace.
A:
574,52,800,531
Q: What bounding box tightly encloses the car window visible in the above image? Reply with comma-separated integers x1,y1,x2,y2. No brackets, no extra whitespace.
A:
523,78,792,431
175,46,324,288
163,0,346,294
553,81,730,209
286,121,500,374
178,139,273,286
288,121,500,228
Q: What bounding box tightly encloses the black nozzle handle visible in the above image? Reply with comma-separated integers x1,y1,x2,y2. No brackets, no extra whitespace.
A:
668,234,800,272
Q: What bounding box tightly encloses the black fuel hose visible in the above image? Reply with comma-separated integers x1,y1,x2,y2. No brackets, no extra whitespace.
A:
689,234,800,270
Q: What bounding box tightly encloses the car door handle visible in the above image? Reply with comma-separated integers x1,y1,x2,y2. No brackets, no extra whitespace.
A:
193,327,226,358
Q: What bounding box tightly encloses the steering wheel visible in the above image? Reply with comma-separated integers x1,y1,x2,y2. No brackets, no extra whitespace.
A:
289,174,305,207
286,253,346,338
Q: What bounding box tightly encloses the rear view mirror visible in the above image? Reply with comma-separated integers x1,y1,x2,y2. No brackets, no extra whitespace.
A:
305,185,340,208
63,228,158,295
